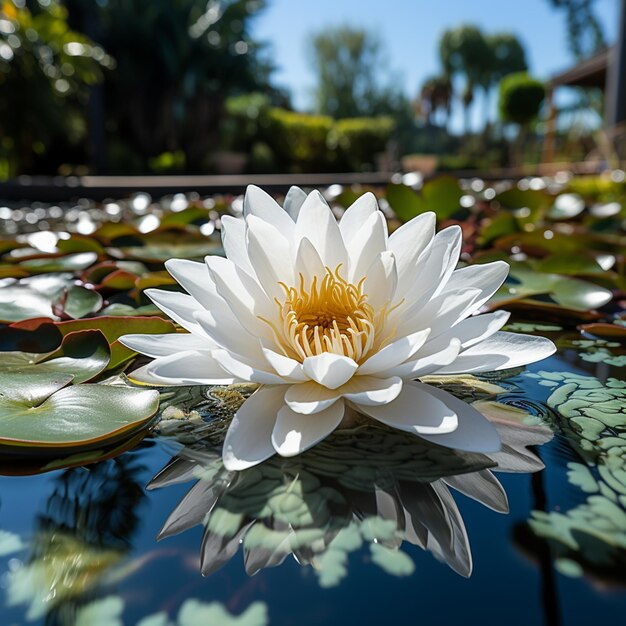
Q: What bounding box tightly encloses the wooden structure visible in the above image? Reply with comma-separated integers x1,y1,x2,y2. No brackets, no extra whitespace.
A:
543,0,626,163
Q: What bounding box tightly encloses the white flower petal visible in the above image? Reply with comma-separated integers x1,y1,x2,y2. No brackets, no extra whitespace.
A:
429,225,463,297
284,381,342,414
382,337,462,378
246,215,293,299
295,190,348,270
144,289,203,335
262,348,307,381
244,185,295,236
119,332,211,357
443,260,509,314
212,349,286,385
388,211,436,295
411,384,501,452
431,310,511,351
285,374,402,414
342,375,403,406
194,309,263,358
205,256,276,340
339,192,378,245
220,215,255,276
357,381,458,435
283,186,308,220
164,259,218,307
271,400,345,457
347,211,388,282
128,350,235,385
396,287,481,339
294,237,325,286
358,328,431,376
223,385,285,470
302,353,358,389
363,250,398,311
435,331,556,375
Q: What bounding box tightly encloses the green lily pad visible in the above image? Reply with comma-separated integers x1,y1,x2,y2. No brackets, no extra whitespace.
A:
0,285,56,322
0,330,111,385
548,193,586,219
0,275,103,322
108,242,222,263
160,207,210,228
0,316,176,373
387,176,462,222
495,187,552,213
533,254,606,276
0,384,159,451
63,286,104,319
488,264,613,312
19,252,98,273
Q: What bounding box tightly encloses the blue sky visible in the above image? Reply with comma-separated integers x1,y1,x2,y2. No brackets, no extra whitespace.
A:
253,0,619,131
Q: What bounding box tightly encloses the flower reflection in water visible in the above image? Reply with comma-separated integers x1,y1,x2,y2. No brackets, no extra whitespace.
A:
150,396,552,583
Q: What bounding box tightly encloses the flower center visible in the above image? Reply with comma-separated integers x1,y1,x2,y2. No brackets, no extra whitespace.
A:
261,266,396,363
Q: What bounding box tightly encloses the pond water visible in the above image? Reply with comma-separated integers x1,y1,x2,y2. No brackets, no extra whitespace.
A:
1,181,626,625
1,331,625,626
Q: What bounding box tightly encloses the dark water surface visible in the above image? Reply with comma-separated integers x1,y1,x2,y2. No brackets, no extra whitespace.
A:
1,332,626,626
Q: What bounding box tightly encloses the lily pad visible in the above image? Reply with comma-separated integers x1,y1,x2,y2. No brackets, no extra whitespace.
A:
0,330,111,385
0,328,159,458
0,384,159,451
387,176,462,222
63,286,104,319
18,252,98,273
578,323,626,341
0,316,177,372
0,284,56,322
488,264,613,313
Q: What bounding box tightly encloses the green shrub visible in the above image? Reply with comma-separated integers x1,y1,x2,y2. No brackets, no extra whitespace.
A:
149,151,186,173
266,108,334,172
330,117,394,171
249,142,277,174
223,93,272,152
498,73,546,126
265,108,393,172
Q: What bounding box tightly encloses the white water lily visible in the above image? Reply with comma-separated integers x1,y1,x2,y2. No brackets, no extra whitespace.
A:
120,186,556,470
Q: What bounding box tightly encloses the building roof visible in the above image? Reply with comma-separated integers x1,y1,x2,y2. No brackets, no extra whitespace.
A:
549,47,612,89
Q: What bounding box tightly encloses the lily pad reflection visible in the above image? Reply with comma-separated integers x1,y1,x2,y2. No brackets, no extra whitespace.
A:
150,408,552,584
524,371,626,583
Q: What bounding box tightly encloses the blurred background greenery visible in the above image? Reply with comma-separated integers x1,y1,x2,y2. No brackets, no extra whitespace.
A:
0,0,622,179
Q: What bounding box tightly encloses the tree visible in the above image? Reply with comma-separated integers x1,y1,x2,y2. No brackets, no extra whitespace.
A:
439,25,491,134
418,75,453,128
307,25,405,119
481,33,528,127
0,0,111,175
499,73,546,125
499,72,546,165
547,0,606,59
66,0,275,171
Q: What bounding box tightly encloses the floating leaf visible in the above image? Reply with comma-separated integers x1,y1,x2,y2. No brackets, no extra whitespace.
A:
160,207,210,228
63,286,104,319
578,323,626,342
19,252,98,273
108,242,222,263
387,177,462,222
495,187,552,213
0,330,110,385
488,265,613,313
548,193,585,219
0,285,56,322
0,384,159,452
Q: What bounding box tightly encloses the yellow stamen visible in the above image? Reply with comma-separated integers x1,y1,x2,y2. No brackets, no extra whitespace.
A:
260,266,398,363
